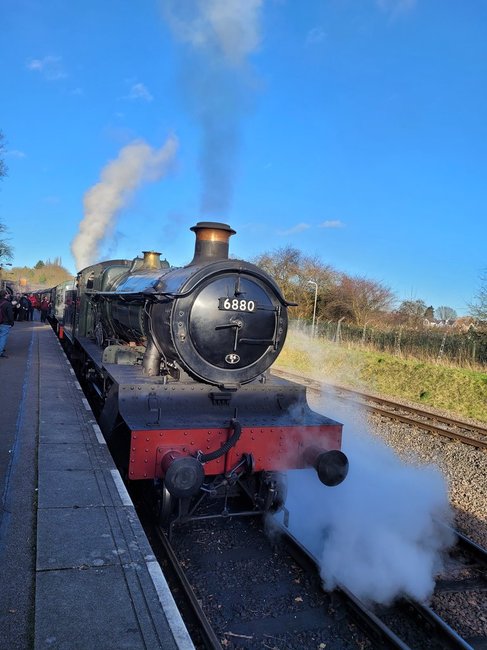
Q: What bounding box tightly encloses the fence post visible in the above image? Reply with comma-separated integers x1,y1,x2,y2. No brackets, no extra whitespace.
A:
334,317,345,343
362,322,368,344
394,327,402,355
437,332,447,362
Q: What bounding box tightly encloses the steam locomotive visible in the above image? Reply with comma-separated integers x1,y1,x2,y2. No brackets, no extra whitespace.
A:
51,222,348,527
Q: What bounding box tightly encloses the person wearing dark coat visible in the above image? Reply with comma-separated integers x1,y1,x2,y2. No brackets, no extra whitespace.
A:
18,295,30,321
39,298,50,323
0,290,15,358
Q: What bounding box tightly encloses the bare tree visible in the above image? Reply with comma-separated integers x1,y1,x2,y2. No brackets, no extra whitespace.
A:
0,131,13,265
434,305,457,323
253,246,396,326
323,274,395,326
397,299,428,329
469,273,487,321
254,246,302,310
253,246,337,320
0,223,13,263
299,256,338,322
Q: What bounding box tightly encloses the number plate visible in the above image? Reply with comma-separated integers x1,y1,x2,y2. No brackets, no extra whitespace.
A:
219,297,256,312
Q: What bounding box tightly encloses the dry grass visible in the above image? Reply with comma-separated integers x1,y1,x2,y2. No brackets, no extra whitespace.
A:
276,331,487,423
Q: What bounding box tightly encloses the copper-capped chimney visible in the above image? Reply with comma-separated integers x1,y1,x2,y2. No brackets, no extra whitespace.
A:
189,222,236,265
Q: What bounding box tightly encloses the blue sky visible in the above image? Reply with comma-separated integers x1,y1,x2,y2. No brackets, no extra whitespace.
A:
0,1,485,315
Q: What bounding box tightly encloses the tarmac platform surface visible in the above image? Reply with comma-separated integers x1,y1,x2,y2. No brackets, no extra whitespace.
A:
0,320,194,650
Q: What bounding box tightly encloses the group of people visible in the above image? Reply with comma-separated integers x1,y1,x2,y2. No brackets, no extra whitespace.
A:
0,290,52,359
10,293,51,323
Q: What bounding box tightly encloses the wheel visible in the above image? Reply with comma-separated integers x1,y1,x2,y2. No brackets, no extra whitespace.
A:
158,485,177,527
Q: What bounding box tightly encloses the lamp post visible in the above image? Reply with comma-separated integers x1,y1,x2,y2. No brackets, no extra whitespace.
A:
307,280,318,337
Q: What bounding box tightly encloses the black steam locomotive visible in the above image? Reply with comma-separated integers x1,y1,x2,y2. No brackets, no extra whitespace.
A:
52,222,348,527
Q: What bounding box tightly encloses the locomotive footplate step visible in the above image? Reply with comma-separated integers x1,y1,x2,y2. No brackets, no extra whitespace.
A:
0,321,193,650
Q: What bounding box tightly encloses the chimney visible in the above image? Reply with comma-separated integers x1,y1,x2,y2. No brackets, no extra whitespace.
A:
141,251,162,270
189,222,236,265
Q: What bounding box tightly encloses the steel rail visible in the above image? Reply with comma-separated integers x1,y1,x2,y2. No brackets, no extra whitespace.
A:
154,515,403,649
153,524,223,650
402,600,474,650
362,403,487,450
272,368,487,450
349,393,487,437
145,503,486,650
278,529,411,649
454,528,487,565
279,526,479,650
153,509,413,649
401,528,487,650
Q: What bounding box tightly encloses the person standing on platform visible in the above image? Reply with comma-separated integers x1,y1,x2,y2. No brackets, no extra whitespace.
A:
0,290,14,358
27,294,36,321
18,295,29,321
11,294,19,319
39,297,50,323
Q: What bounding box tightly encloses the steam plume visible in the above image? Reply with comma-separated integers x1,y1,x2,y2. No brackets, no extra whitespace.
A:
271,333,455,604
71,136,178,270
162,0,263,215
281,432,454,604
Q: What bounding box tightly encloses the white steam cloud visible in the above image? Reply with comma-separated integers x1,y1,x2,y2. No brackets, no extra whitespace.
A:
271,333,454,605
162,0,263,216
71,136,178,270
273,402,454,605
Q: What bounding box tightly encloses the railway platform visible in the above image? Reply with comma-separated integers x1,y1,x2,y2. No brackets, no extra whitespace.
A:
0,320,194,650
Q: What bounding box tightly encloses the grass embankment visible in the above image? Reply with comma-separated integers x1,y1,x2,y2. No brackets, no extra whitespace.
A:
276,332,487,423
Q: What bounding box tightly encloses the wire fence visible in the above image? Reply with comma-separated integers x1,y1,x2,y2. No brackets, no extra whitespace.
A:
290,319,487,366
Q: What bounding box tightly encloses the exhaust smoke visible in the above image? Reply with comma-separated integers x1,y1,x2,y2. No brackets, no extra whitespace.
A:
71,135,178,270
161,0,263,216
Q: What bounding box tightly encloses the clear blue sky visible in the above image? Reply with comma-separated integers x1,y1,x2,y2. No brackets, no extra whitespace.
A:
1,1,485,315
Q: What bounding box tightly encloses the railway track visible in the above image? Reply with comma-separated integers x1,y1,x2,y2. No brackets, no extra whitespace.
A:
282,527,487,650
429,531,487,649
272,368,487,451
292,526,487,650
148,512,373,649
136,494,487,650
